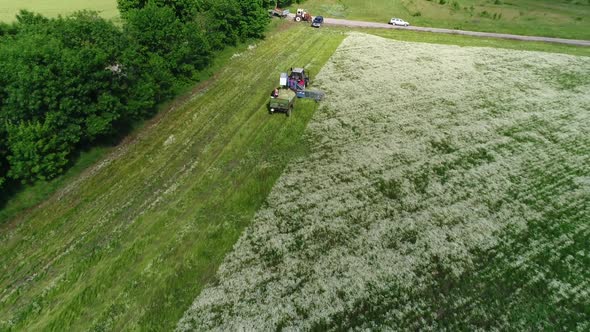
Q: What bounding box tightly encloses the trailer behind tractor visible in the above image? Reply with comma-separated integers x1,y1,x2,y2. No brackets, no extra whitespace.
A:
268,67,323,117
269,7,289,18
269,88,296,117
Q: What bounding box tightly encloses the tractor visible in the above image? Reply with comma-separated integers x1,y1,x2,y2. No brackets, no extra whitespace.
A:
294,8,312,22
269,68,323,117
287,68,310,91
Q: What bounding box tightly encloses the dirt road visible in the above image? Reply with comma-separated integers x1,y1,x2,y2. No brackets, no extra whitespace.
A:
291,15,590,47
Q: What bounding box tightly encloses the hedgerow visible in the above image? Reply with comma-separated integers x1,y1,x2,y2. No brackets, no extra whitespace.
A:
178,33,590,330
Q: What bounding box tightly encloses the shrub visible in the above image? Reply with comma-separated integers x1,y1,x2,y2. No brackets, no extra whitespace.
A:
123,3,210,79
117,0,200,22
6,121,73,181
0,11,128,182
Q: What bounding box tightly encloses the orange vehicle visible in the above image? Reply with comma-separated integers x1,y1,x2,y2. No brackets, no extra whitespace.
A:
294,8,312,22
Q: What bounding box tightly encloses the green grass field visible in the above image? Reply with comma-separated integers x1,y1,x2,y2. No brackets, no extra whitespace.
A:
293,0,590,39
0,0,118,22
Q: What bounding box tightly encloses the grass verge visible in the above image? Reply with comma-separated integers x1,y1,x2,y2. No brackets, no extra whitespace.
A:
360,27,590,57
293,0,590,40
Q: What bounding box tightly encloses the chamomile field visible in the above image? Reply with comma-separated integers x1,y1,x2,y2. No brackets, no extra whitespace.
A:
179,33,590,330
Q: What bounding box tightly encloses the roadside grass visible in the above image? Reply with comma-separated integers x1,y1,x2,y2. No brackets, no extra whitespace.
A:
357,27,590,57
293,0,590,39
178,32,590,330
0,24,345,331
0,0,119,22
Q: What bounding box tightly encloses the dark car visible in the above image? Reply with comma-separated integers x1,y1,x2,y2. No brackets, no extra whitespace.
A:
311,16,324,28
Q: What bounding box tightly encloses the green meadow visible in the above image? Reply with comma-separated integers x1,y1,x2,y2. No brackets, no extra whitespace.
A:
0,0,118,22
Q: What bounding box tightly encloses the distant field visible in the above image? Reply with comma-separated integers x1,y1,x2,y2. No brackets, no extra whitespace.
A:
0,0,118,22
294,0,590,39
179,33,590,330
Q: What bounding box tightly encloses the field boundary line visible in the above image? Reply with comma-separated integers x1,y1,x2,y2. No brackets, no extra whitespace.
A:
288,14,590,47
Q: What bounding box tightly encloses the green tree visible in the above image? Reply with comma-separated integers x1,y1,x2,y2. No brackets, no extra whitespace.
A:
15,10,49,26
118,0,203,21
0,130,6,188
122,2,211,91
0,11,128,182
5,120,74,182
117,0,147,15
276,0,305,8
202,0,269,48
118,0,270,48
236,0,271,39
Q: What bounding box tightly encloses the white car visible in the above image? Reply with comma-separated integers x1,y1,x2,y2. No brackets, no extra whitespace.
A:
389,18,410,26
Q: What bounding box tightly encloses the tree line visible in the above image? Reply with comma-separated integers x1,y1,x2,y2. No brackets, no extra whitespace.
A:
0,0,278,190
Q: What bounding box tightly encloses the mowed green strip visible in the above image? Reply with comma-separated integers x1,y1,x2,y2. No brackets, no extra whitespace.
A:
295,0,590,40
0,0,119,22
0,25,345,331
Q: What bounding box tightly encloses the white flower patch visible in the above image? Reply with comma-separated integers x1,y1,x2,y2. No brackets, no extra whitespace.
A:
178,33,590,330
164,134,176,147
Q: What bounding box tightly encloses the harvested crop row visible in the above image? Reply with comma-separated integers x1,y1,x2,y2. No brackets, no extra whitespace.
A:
178,33,590,330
